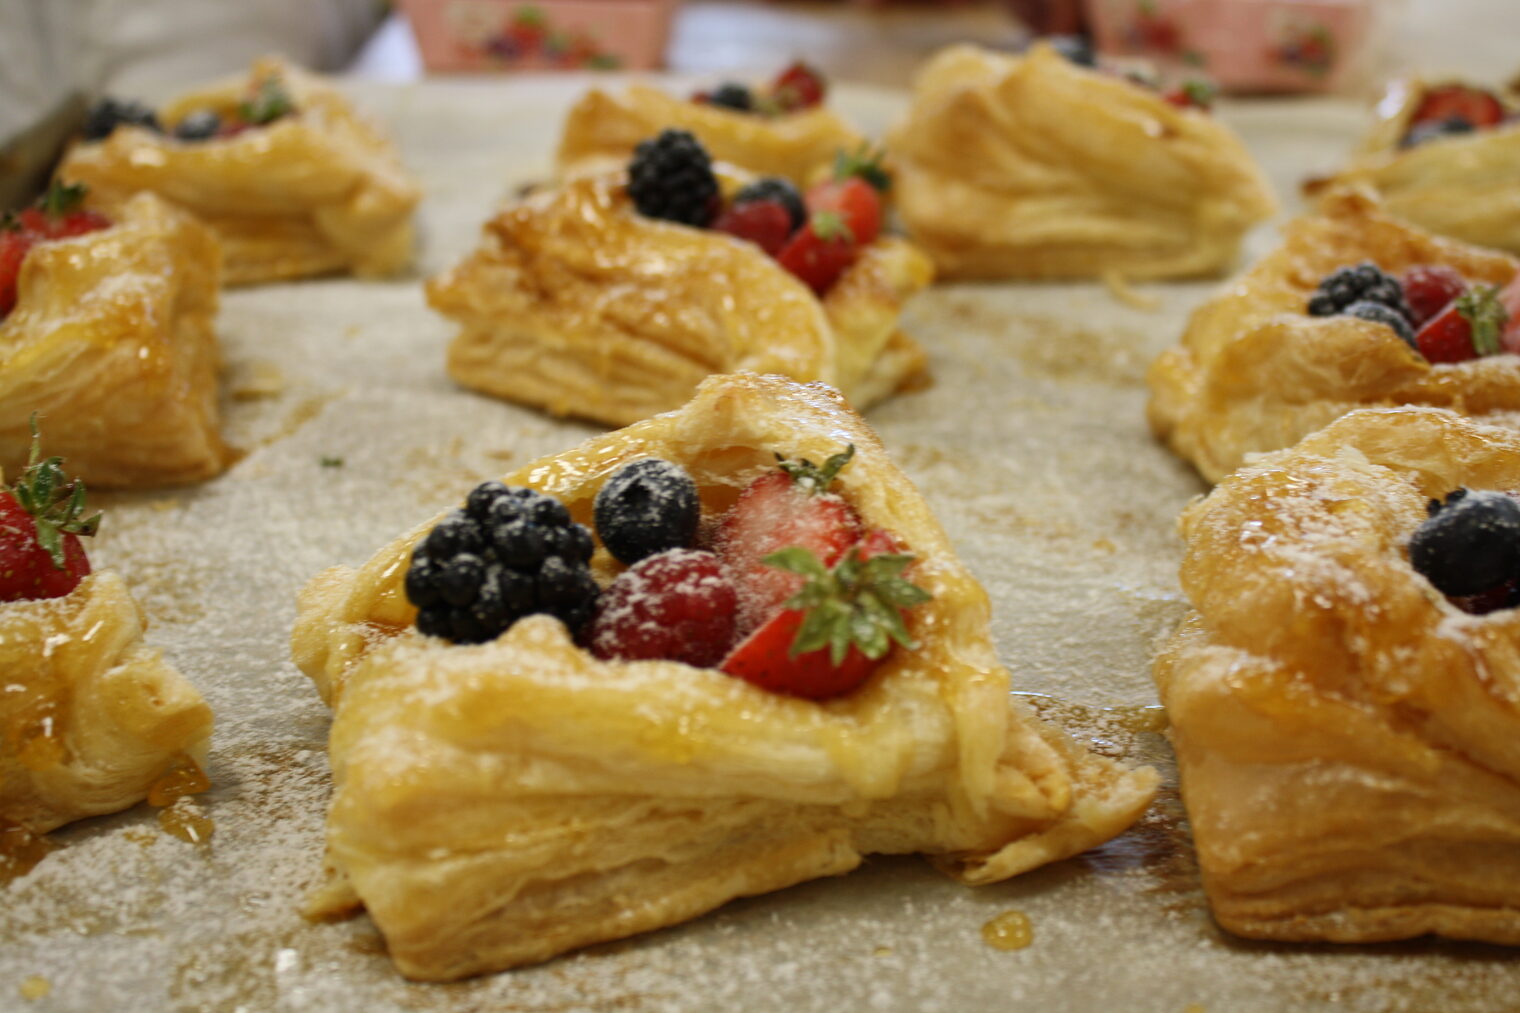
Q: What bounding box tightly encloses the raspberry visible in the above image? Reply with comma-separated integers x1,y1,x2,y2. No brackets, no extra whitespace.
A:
406,482,598,644
627,130,720,228
1401,265,1467,326
714,200,795,256
1307,262,1411,321
81,98,162,141
589,549,739,667
733,178,807,231
1343,300,1416,349
593,459,700,565
1409,489,1520,598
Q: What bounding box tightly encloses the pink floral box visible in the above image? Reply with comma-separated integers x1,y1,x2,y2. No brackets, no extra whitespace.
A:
1089,0,1376,94
400,0,677,73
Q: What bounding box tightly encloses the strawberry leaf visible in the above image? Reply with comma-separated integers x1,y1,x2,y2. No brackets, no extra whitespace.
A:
767,538,931,664
809,210,853,245
239,76,295,126
38,181,87,219
8,413,100,569
1457,284,1508,356
775,443,855,496
833,144,891,192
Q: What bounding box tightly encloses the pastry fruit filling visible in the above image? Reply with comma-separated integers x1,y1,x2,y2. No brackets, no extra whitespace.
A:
691,61,827,115
1409,488,1520,615
627,130,888,294
0,182,112,317
406,445,932,699
0,418,100,604
1305,260,1520,363
1400,85,1511,148
81,72,296,146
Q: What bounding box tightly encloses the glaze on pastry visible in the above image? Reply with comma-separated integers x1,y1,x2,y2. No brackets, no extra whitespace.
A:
427,172,933,427
1155,406,1520,944
886,43,1276,280
1148,189,1520,483
0,189,232,488
58,58,420,285
292,373,1158,980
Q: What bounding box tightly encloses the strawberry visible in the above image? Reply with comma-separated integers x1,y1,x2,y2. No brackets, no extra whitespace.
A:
713,445,862,634
1163,80,1216,111
713,199,794,256
719,529,930,699
805,177,882,247
777,211,857,295
588,549,738,668
0,183,111,317
830,145,892,193
1401,264,1467,327
771,61,826,112
237,75,295,127
1410,85,1505,130
1415,285,1508,364
0,229,35,317
0,417,100,603
1498,274,1520,355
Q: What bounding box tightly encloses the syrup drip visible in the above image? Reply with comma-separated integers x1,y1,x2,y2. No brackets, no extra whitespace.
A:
980,909,1034,951
18,976,51,1000
157,801,214,845
0,818,53,885
148,755,214,845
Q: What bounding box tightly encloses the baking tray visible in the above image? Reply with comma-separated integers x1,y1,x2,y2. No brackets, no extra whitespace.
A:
3,76,1516,1013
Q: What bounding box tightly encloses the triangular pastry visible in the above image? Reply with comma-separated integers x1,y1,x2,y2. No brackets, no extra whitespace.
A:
58,58,420,285
292,373,1158,980
1155,406,1520,943
426,174,933,426
886,44,1276,280
1148,189,1520,483
2,571,213,834
556,83,865,185
0,191,232,488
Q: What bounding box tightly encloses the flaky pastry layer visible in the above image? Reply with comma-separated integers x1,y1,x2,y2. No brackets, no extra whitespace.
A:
1,572,213,833
885,44,1276,280
292,373,1157,980
1156,407,1520,944
58,57,420,285
1148,189,1520,484
0,191,232,488
426,175,933,427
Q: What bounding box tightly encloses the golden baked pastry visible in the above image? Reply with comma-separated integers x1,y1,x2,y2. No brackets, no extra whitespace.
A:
1310,78,1520,254
886,43,1277,280
292,373,1158,980
556,82,865,185
57,58,420,285
1,571,213,834
1155,406,1520,944
1148,189,1520,484
0,190,232,488
427,174,934,427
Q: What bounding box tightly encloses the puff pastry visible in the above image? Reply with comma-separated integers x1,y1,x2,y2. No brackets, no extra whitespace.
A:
57,58,420,285
886,43,1277,280
0,191,232,488
427,174,934,426
1,572,213,834
292,373,1158,980
556,83,865,185
1148,189,1520,484
1155,406,1520,944
1310,78,1520,254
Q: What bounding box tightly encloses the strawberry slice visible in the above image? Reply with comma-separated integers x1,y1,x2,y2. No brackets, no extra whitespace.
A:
0,417,99,602
777,211,857,295
719,529,930,699
805,176,882,247
714,444,862,634
1411,85,1505,129
1415,284,1508,364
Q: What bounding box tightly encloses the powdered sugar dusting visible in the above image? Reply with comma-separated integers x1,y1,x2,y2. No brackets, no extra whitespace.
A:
1,80,1515,1012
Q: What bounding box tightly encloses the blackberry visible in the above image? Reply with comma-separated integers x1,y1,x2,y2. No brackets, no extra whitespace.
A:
733,177,807,231
173,110,222,141
594,458,701,565
405,482,598,644
708,83,754,112
1343,300,1417,350
627,129,720,228
1409,488,1520,598
82,98,162,141
1307,261,1411,321
1046,35,1096,68
1402,116,1476,149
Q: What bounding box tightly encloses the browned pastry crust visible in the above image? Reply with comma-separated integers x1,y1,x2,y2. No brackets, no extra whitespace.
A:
1,572,213,833
426,175,934,426
556,84,866,184
57,58,420,285
1155,406,1520,944
886,44,1276,280
1309,78,1520,254
1148,189,1520,484
292,373,1158,980
0,191,232,488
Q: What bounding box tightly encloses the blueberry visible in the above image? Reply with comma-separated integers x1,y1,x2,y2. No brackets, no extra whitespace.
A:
593,458,701,565
82,98,161,141
1046,35,1095,67
708,82,754,112
1409,489,1520,597
1343,300,1417,349
1402,116,1476,149
173,109,221,141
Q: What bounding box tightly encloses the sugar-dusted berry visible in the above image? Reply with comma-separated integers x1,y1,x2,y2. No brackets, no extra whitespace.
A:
594,458,701,565
589,549,739,667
